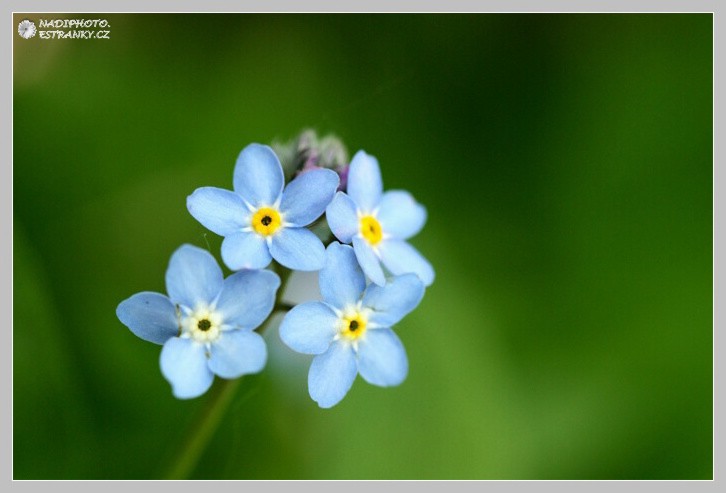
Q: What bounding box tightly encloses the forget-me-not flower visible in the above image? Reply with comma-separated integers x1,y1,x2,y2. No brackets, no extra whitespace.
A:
116,244,280,399
187,143,339,271
279,242,424,408
326,150,434,287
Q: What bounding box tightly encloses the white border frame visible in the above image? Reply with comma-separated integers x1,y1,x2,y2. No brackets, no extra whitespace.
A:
5,2,719,491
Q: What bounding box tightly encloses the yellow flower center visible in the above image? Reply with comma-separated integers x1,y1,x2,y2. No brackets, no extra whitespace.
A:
340,312,367,341
251,207,282,236
183,307,223,343
360,215,383,245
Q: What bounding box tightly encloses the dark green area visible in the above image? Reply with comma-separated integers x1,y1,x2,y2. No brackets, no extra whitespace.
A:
13,14,712,479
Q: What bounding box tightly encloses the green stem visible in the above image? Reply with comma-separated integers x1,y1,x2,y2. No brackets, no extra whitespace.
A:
274,301,294,312
162,262,292,479
163,377,241,480
273,261,293,290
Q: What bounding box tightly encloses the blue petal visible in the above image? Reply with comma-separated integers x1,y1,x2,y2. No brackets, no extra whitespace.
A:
160,338,214,399
326,192,359,244
320,243,365,309
376,190,427,240
352,237,385,286
116,292,179,344
233,143,284,207
269,227,325,271
279,301,338,355
356,328,408,387
363,274,425,328
347,150,383,213
378,239,435,287
280,169,339,227
308,341,357,408
208,330,267,378
186,187,250,236
221,231,272,270
165,244,224,309
216,270,280,329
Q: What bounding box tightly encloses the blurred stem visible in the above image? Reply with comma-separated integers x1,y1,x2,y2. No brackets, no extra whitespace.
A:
274,301,294,312
163,262,292,480
273,261,293,296
163,377,241,480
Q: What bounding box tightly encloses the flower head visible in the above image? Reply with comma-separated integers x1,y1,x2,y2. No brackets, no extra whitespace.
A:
280,242,424,408
187,143,339,271
116,244,280,399
325,150,435,287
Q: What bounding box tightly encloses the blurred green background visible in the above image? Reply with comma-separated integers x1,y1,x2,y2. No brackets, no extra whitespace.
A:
13,14,712,479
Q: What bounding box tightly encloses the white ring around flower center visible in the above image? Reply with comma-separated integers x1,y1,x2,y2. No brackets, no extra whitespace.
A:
336,305,372,349
181,306,223,343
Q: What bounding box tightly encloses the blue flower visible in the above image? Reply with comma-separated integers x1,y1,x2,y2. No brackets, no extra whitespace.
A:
279,242,424,408
116,244,280,399
325,150,434,286
187,143,340,271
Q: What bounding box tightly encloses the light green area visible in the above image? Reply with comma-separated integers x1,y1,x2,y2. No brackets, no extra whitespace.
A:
13,14,711,479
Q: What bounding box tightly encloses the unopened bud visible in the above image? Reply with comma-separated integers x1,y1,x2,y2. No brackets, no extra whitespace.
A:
273,129,350,192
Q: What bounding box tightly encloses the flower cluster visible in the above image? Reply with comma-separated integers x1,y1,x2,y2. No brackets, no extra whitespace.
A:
117,137,434,407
